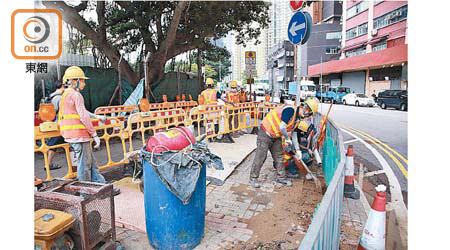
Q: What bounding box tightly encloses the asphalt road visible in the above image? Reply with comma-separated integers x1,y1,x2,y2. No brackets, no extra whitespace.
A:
319,102,408,205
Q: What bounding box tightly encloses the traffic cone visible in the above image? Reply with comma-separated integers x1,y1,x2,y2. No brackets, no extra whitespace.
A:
344,145,360,199
358,184,387,250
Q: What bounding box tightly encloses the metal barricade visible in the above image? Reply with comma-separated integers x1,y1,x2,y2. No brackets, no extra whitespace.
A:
123,109,186,152
299,115,346,250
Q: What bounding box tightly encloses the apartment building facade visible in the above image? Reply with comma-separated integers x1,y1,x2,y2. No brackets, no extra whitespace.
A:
308,0,408,96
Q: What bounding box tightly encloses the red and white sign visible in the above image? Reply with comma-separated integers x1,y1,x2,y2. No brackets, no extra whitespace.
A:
290,0,304,12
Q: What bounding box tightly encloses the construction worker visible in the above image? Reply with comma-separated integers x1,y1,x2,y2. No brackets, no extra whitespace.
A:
200,78,221,141
200,78,221,104
59,66,119,194
283,120,315,179
222,80,241,138
46,80,65,170
249,98,318,188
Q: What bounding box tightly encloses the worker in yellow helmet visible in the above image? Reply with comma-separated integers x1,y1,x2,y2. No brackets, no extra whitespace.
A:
200,78,221,141
59,66,119,194
249,98,318,188
221,80,241,140
283,120,315,179
200,78,221,105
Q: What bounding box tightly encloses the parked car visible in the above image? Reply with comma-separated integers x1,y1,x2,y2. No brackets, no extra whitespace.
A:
376,90,408,111
255,88,265,96
342,93,375,107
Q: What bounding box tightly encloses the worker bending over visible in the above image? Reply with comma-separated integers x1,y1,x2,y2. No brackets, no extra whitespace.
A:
249,98,318,188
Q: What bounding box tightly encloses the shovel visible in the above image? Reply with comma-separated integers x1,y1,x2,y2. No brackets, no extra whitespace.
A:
292,154,322,192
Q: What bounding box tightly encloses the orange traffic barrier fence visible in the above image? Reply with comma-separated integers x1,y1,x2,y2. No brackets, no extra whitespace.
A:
94,105,138,121
227,102,259,133
176,100,198,114
123,109,187,152
257,102,284,119
187,104,225,140
34,117,128,180
148,102,176,111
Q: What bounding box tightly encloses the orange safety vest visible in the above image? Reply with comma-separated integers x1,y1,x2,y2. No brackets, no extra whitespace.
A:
261,105,297,139
201,89,218,104
58,88,90,139
239,91,247,102
227,90,240,103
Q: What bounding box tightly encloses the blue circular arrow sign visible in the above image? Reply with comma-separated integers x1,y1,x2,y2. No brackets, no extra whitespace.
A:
288,11,308,45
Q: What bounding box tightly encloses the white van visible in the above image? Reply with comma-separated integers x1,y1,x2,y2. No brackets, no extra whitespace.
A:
299,80,316,101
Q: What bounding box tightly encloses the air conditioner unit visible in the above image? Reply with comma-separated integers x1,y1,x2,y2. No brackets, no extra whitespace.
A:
372,29,378,36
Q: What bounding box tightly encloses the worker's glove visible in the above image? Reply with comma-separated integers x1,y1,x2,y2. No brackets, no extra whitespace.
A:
93,135,101,149
308,149,314,156
285,138,293,147
96,115,107,122
295,150,302,160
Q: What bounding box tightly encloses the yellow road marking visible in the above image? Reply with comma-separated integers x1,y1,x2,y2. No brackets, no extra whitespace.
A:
346,126,408,165
339,124,408,179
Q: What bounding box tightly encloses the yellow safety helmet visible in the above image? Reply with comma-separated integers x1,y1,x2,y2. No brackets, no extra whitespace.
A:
63,66,89,85
230,80,238,88
304,98,318,114
297,121,309,133
206,78,214,86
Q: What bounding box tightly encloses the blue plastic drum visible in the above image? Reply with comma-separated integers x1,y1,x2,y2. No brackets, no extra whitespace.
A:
143,159,206,250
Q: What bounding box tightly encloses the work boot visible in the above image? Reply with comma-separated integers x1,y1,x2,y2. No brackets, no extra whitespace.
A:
276,177,292,187
249,178,261,188
113,188,121,196
305,173,313,181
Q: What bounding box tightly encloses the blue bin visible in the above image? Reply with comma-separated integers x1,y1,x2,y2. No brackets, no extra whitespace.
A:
143,159,206,250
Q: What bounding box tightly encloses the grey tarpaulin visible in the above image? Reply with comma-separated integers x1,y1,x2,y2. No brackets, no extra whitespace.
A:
140,142,224,205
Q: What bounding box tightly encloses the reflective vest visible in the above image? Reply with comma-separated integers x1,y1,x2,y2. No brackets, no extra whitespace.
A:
261,105,297,138
201,89,217,104
239,91,247,102
58,88,90,139
226,90,240,103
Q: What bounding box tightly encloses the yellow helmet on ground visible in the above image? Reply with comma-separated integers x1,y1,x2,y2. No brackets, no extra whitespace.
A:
304,98,318,114
297,121,309,133
63,66,89,84
206,78,214,86
230,80,238,88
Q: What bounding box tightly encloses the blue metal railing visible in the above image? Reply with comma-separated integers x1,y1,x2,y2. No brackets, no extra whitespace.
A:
299,115,346,250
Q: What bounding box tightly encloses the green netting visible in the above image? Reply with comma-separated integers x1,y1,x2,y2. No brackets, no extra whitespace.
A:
35,68,201,112
150,72,201,102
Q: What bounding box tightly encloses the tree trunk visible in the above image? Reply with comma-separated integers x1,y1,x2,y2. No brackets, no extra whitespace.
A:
197,48,204,91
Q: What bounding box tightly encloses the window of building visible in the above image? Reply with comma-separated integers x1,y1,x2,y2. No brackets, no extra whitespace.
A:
374,0,384,5
373,5,408,30
347,1,369,19
326,32,342,40
372,40,387,52
345,46,367,58
346,22,368,40
326,47,340,54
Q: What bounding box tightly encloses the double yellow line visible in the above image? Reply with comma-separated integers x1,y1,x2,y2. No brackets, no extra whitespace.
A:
339,124,408,179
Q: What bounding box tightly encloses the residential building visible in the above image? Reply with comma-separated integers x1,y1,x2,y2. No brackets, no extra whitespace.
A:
267,40,295,96
308,0,408,96
296,1,343,79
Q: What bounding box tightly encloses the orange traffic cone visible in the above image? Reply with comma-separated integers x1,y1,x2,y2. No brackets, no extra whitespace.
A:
344,145,360,199
358,184,387,250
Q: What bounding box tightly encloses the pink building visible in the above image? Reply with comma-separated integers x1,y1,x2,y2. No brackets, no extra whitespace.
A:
308,0,408,96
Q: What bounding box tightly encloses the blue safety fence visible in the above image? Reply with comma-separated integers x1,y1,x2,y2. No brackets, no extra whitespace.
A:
299,113,346,250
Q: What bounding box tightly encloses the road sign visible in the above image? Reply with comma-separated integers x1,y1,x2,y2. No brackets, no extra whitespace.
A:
290,0,304,12
287,11,309,45
245,51,256,65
